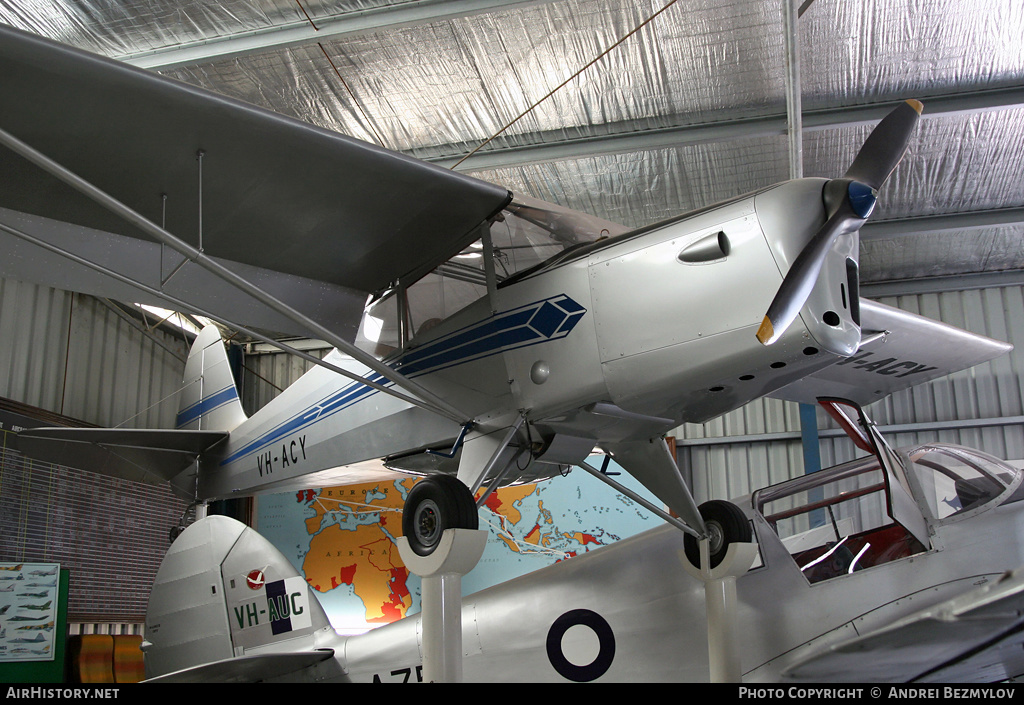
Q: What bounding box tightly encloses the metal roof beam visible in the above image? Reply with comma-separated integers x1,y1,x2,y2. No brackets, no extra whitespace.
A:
433,84,1024,171
861,207,1024,240
861,269,1024,298
119,0,554,70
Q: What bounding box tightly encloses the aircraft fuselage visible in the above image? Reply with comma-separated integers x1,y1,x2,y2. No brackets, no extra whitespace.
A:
199,178,860,501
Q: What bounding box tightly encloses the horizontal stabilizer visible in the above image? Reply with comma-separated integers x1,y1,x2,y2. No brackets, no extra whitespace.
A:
770,299,1013,406
14,427,227,485
144,650,336,684
783,567,1024,682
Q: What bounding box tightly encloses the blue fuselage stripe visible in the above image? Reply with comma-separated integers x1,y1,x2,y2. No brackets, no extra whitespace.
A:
219,294,588,467
218,373,386,465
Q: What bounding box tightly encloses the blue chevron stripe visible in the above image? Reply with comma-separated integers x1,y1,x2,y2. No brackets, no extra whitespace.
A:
219,294,586,467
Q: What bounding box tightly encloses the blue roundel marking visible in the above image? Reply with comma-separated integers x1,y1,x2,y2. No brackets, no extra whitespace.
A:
546,609,616,682
847,181,877,219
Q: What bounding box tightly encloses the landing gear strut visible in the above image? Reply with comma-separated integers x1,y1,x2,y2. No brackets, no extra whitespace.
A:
398,474,487,683
680,499,758,683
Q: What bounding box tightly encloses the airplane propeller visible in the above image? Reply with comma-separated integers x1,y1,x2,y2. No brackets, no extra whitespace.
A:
755,99,923,346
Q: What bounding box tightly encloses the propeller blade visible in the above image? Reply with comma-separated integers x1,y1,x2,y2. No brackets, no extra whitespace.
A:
756,100,923,346
844,99,923,190
756,201,862,345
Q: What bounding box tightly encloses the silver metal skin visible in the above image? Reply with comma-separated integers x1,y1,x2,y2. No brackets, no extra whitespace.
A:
143,419,1024,682
2,28,1012,544
14,175,1013,533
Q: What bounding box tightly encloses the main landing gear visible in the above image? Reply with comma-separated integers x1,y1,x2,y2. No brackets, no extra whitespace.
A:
402,474,479,557
680,499,758,683
683,499,752,570
398,473,487,683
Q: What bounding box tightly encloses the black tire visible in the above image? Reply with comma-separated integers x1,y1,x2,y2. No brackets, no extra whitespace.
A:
683,500,752,570
402,474,479,557
169,524,186,543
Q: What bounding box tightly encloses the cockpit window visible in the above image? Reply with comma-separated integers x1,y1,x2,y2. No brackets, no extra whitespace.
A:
354,200,617,359
754,456,927,584
905,445,1014,521
354,288,402,360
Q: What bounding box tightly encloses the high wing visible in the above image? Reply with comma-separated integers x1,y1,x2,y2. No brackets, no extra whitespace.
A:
769,298,1013,407
783,566,1024,683
0,24,511,339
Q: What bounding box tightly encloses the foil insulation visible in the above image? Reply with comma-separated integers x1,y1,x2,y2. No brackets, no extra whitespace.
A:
1,0,1022,283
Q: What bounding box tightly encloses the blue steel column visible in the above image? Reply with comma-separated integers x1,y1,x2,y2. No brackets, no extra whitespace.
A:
799,402,822,475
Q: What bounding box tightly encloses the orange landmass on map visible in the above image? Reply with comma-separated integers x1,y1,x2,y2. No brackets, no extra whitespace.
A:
481,484,536,525
299,480,415,623
305,522,412,623
298,478,560,623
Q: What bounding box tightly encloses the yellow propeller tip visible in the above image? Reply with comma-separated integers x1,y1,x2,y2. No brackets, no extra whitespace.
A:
756,316,775,345
905,99,924,115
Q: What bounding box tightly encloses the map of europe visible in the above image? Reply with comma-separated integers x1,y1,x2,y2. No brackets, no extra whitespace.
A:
257,458,661,633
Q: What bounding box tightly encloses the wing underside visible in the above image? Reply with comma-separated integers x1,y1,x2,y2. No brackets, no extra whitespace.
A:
770,298,1014,407
0,24,511,336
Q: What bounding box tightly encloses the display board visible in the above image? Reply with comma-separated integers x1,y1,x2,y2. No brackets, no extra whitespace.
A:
0,562,61,663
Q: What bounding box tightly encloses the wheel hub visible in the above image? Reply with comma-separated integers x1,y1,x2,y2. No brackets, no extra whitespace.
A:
414,499,441,547
706,520,724,555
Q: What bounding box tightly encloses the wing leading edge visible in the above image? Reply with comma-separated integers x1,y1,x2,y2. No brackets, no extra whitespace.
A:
783,567,1024,682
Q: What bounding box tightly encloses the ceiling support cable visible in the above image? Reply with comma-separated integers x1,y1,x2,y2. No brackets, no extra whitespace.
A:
295,0,320,31
0,125,469,425
452,0,682,168
318,42,388,149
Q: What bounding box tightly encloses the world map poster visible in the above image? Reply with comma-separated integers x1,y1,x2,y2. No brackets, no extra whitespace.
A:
256,457,662,633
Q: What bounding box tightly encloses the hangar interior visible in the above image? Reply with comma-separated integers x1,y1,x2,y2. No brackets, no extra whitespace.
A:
0,0,1023,681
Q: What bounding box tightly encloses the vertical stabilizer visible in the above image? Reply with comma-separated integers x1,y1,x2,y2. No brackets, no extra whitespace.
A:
143,515,337,681
175,325,247,432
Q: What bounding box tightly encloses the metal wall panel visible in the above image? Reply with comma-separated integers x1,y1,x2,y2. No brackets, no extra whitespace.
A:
0,278,74,414
0,279,188,428
681,286,1024,504
0,279,191,619
240,345,330,416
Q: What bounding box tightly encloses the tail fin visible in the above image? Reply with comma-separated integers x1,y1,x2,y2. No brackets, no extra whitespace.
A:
143,515,338,682
175,326,247,432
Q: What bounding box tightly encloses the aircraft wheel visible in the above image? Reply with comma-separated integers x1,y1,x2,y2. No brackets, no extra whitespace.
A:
403,474,478,556
683,500,752,570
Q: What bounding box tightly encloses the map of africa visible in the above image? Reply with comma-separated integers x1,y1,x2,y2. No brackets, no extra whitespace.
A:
256,457,662,633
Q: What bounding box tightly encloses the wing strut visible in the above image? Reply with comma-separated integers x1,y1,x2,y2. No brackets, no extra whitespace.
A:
0,125,470,425
578,460,701,538
0,218,453,420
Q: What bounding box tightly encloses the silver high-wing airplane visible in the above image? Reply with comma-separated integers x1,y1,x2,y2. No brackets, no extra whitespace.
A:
140,400,1024,683
0,26,1012,565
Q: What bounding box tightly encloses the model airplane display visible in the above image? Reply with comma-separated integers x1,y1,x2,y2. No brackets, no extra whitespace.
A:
137,399,1024,683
